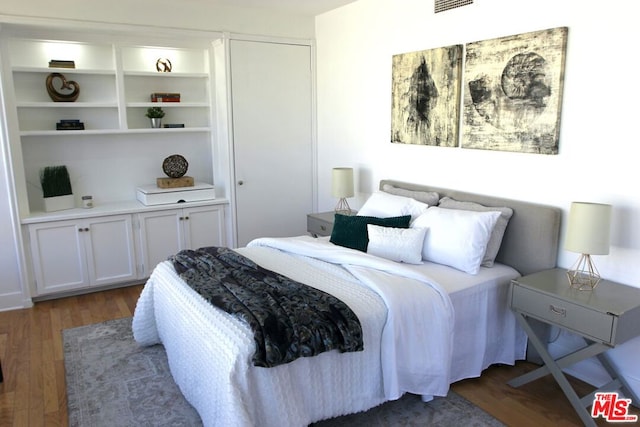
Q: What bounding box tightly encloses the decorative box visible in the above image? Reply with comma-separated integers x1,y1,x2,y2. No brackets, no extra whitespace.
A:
136,182,215,206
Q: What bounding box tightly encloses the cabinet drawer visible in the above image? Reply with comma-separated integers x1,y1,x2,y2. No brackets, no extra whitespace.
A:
307,216,332,237
511,284,615,345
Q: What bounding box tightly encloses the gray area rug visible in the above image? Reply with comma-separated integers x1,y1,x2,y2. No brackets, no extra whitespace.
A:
64,317,504,426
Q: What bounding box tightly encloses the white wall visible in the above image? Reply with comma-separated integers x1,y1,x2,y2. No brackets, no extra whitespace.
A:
315,0,639,393
0,0,315,39
316,0,638,286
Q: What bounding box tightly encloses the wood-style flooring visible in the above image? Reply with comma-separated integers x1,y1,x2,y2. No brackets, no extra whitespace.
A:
0,284,637,426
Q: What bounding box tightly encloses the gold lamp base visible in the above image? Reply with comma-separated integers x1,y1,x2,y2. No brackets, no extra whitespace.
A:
566,254,602,291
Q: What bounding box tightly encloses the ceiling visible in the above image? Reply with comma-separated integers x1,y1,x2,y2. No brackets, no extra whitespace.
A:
215,0,358,16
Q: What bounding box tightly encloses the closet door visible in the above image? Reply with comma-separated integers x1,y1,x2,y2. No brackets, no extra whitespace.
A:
230,39,313,247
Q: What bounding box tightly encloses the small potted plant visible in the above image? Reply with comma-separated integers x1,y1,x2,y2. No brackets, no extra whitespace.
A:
40,165,74,212
146,106,165,128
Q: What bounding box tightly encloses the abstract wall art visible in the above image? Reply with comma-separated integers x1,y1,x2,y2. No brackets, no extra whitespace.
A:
391,45,463,147
462,27,568,154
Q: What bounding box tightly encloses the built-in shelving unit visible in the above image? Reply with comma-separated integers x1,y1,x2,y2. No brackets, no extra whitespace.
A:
0,29,220,216
0,24,230,298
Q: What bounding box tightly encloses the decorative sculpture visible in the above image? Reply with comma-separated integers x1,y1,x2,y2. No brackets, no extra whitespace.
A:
45,73,80,102
156,58,172,72
162,154,188,178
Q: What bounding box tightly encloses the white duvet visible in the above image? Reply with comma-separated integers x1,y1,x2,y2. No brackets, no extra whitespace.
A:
133,235,521,426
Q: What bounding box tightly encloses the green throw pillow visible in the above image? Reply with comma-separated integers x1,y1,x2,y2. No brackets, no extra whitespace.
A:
330,214,411,252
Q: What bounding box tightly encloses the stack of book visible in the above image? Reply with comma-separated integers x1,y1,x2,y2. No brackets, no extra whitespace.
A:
49,60,76,69
56,119,85,131
150,92,181,102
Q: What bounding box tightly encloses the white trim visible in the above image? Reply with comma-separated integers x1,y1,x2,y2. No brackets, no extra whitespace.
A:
228,32,313,47
309,39,318,214
0,41,32,309
213,33,238,248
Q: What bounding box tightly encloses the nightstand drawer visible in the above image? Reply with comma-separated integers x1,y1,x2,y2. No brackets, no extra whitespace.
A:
511,284,615,345
307,214,333,236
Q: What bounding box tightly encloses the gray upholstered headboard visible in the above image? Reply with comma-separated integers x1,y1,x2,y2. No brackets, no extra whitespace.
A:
380,180,561,276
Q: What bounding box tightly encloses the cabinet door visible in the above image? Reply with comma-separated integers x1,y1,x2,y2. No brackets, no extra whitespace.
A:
137,209,182,277
29,220,89,294
183,205,226,249
84,214,137,286
230,40,313,246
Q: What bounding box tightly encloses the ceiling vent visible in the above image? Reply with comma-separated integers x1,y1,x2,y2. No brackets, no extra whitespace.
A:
434,0,473,13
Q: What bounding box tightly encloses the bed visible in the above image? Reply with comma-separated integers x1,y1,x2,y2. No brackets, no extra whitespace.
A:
132,179,561,427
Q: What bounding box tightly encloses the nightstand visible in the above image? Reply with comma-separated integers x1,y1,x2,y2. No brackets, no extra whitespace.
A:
509,268,640,426
307,211,337,237
307,211,358,237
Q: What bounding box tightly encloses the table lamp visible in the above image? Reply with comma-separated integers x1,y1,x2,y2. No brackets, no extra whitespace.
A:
565,202,612,290
332,167,354,215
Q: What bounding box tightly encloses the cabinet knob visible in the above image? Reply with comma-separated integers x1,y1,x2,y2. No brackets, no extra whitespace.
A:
237,180,244,186
184,216,189,220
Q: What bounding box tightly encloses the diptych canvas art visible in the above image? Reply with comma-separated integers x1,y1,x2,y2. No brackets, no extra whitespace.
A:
390,27,568,155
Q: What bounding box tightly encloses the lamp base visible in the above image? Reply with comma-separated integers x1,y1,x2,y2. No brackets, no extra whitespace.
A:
334,198,352,216
566,254,602,290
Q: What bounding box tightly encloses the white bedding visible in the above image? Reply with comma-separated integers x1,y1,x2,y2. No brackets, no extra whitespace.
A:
132,235,526,426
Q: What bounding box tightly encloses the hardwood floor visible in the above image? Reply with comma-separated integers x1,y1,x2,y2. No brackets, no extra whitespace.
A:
452,362,638,426
0,285,637,426
0,285,144,427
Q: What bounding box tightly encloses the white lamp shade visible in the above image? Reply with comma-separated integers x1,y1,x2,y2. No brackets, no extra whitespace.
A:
332,168,354,198
565,202,612,255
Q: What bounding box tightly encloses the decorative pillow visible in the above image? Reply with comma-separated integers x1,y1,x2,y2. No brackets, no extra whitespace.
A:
330,214,411,252
357,191,429,221
366,224,426,264
382,184,440,206
438,197,513,267
411,207,501,274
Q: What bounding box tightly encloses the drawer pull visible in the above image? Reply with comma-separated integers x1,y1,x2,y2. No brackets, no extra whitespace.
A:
320,225,327,231
549,304,566,317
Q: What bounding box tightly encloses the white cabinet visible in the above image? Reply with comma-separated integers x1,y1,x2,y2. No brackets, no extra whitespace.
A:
26,202,227,297
28,214,137,295
137,204,226,277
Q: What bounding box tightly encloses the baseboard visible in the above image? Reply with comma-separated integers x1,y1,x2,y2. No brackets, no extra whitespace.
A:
31,280,146,302
0,291,33,312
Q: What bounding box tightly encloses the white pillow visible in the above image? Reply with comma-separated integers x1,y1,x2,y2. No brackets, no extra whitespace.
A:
438,197,513,267
366,224,426,264
411,207,501,274
358,192,429,221
382,184,440,206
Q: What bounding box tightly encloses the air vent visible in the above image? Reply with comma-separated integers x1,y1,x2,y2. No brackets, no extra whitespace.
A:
434,0,473,13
